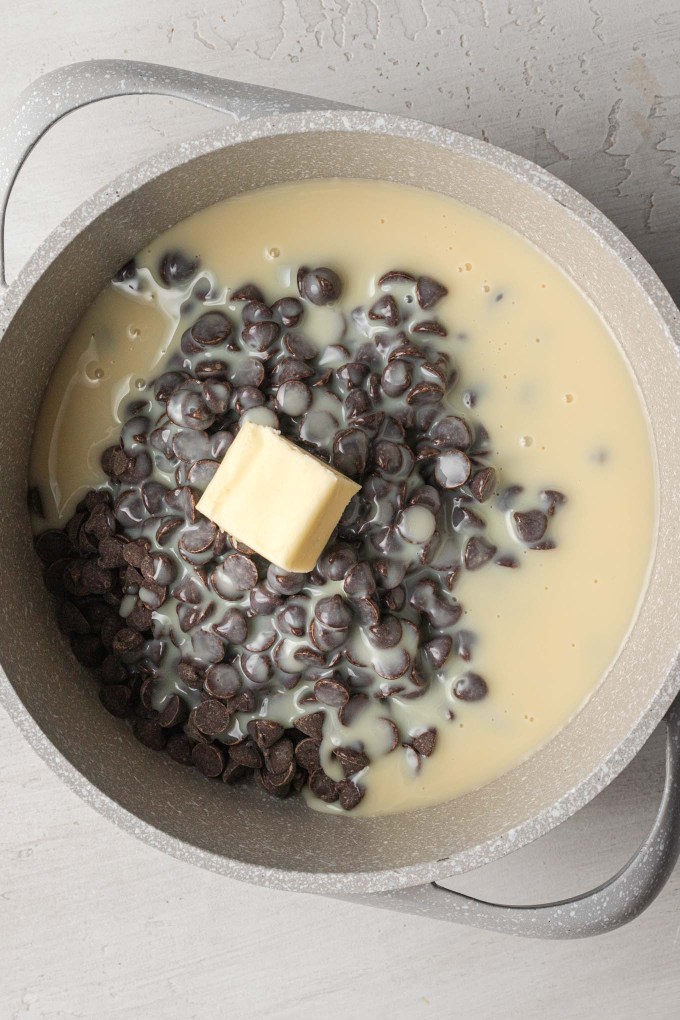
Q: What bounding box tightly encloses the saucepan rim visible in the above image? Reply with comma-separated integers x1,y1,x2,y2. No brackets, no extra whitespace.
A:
1,108,679,895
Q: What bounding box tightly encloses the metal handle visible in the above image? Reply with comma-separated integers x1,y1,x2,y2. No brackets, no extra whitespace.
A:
343,694,680,939
0,58,356,288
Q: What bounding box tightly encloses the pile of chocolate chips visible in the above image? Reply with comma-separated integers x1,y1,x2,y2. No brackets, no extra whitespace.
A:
33,256,564,810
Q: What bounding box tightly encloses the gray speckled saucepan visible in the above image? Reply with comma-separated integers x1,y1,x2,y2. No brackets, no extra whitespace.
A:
1,60,680,940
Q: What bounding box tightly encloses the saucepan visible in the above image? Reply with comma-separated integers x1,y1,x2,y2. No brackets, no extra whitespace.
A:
1,59,680,940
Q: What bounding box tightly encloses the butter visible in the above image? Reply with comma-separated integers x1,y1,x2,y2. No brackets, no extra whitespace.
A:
197,422,361,572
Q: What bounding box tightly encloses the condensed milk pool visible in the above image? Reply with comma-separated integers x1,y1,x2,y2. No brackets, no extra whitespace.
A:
29,177,655,816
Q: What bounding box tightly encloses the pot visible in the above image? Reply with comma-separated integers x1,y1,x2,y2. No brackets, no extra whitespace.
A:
1,60,680,940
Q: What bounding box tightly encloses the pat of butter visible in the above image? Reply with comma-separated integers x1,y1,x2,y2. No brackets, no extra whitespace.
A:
197,421,361,572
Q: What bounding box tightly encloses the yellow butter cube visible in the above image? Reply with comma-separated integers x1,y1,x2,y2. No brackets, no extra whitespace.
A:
197,422,361,572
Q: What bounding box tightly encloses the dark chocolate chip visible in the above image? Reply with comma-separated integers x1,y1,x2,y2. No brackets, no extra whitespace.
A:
133,718,168,751
464,536,497,570
204,662,242,700
158,694,189,728
230,739,263,769
298,266,342,305
294,712,325,742
166,733,193,765
412,727,437,757
332,745,370,777
512,510,548,544
338,781,365,810
99,685,133,718
192,742,226,778
159,251,199,286
308,770,340,803
314,676,350,708
453,672,488,701
416,275,448,310
248,719,285,750
369,294,400,327
193,699,231,738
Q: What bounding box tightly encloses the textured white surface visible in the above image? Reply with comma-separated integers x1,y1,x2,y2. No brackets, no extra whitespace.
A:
1,1,680,1017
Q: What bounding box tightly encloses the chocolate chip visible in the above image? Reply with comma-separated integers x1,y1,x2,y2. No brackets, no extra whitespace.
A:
464,536,497,570
338,781,364,811
210,554,258,598
378,269,415,286
241,320,280,353
332,428,369,478
231,283,265,302
298,266,342,305
495,555,519,568
230,739,263,769
193,699,231,737
412,727,437,757
343,562,376,598
213,608,248,644
99,655,127,685
204,662,241,700
191,628,225,664
412,319,447,337
369,294,400,326
314,676,350,707
140,552,176,587
249,583,283,616
178,660,205,690
121,539,150,569
541,489,567,516
294,738,322,776
96,535,127,569
191,311,232,345
179,518,218,556
434,450,471,489
314,595,353,629
308,770,340,803
158,694,189,728
512,510,548,544
191,742,226,778
294,711,324,742
453,672,488,701
264,738,294,775
55,601,89,636
272,296,304,327
333,745,370,776
317,545,357,581
166,733,193,765
407,381,445,405
34,529,73,565
159,251,199,286
99,685,133,718
258,771,292,798
369,616,402,649
423,635,453,670
133,718,167,751
222,761,248,784
112,627,143,656
248,719,285,750
126,601,153,633
470,467,496,503
416,275,448,310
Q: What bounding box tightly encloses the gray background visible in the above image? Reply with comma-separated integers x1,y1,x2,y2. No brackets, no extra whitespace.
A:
1,1,679,1017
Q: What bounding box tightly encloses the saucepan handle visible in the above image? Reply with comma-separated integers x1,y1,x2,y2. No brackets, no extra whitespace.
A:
341,694,680,939
0,58,356,287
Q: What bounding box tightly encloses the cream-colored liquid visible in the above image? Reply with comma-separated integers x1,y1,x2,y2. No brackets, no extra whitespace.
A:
29,179,655,817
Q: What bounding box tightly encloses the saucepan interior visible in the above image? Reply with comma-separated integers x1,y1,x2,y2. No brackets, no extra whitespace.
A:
1,114,679,895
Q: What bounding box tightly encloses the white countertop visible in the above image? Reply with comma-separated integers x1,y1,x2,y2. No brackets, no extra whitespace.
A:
2,2,680,1017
